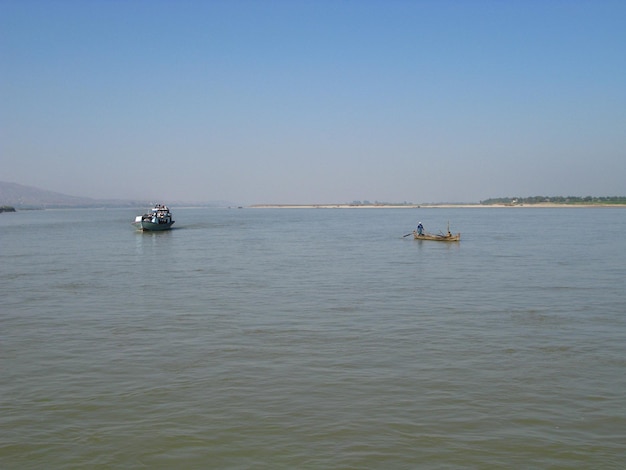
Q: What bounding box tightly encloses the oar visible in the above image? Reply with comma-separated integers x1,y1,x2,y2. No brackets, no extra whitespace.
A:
403,232,414,237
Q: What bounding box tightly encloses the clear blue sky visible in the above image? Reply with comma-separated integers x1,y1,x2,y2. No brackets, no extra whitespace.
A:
2,0,625,204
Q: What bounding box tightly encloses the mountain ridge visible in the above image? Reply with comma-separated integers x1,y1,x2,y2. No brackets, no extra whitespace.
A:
0,181,130,208
0,181,226,209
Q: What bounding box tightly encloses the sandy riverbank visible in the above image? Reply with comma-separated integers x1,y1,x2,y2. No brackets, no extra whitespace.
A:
249,203,626,209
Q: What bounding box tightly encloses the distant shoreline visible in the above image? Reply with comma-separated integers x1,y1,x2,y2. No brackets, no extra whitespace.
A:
249,203,626,209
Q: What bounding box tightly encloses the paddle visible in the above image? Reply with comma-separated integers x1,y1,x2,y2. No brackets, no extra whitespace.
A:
403,232,414,237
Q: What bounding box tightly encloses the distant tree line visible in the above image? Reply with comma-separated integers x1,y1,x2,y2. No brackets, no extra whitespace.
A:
480,196,626,205
0,205,16,213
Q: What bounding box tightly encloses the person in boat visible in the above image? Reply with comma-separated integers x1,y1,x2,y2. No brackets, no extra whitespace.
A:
417,222,424,236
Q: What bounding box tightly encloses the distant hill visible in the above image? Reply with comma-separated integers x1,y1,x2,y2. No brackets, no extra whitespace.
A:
0,181,235,209
0,181,148,209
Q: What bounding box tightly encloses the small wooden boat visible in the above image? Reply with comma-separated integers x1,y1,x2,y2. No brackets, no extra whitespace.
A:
413,222,460,241
413,231,460,241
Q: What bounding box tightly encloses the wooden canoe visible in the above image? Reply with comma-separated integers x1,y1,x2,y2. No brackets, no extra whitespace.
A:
413,231,460,242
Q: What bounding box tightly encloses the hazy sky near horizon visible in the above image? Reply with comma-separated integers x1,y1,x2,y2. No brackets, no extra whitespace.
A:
2,1,625,204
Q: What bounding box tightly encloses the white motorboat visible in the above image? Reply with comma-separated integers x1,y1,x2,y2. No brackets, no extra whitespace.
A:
133,204,175,231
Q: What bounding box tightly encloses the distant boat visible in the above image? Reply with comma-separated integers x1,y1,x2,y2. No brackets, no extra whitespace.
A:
413,222,460,242
413,231,461,242
132,204,175,231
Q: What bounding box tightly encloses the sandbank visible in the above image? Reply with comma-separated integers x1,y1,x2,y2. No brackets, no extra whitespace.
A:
249,203,625,209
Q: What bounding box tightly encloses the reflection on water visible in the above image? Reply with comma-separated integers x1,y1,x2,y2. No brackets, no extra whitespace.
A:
134,228,173,254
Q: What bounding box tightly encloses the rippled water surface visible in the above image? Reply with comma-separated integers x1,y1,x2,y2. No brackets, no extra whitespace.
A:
2,207,625,468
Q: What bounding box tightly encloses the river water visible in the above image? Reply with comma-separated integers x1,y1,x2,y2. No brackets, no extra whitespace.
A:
1,207,625,469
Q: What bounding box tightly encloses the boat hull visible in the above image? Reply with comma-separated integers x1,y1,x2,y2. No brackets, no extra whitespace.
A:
136,220,174,231
413,231,460,241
